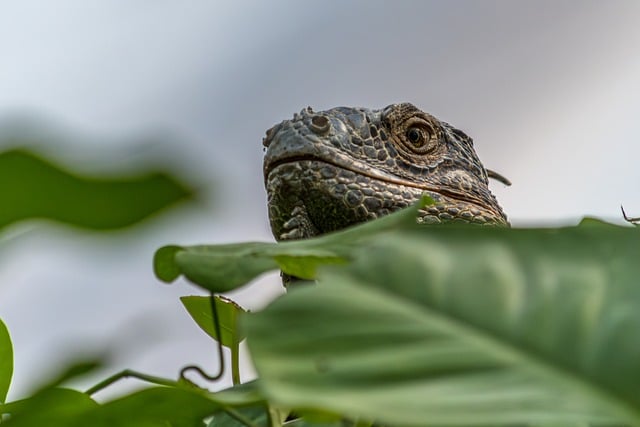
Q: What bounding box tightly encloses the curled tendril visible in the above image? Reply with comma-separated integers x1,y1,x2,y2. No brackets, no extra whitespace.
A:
180,291,226,384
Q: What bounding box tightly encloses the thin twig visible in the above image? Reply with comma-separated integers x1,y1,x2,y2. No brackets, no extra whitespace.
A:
621,205,640,225
85,369,179,396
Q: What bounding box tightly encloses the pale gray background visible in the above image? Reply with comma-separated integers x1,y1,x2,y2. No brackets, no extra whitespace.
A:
0,1,639,399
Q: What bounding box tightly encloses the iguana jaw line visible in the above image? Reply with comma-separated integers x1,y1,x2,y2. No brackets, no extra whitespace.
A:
266,154,493,210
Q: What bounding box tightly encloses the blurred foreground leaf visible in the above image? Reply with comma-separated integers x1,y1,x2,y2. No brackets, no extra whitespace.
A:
73,387,221,427
0,318,12,403
2,388,98,426
3,387,220,427
28,356,105,396
0,149,194,231
242,221,640,426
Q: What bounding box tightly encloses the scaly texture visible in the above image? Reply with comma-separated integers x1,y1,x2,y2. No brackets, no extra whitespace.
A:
263,103,507,242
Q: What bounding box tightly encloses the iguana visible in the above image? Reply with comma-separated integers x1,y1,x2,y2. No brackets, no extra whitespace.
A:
263,103,507,243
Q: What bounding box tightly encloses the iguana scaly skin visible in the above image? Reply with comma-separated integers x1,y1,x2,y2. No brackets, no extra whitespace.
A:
263,103,507,242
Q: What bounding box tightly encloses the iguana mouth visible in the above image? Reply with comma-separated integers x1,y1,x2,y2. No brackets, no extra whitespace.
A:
266,154,494,212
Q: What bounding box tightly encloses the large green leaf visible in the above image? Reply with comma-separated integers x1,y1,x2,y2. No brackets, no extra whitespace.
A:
0,318,12,403
155,242,281,291
153,197,429,291
0,149,194,231
243,222,640,426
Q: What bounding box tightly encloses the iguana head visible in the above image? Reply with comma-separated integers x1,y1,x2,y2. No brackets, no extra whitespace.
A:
263,103,507,241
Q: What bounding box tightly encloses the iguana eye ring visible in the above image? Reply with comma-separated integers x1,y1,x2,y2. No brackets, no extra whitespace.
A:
401,122,435,154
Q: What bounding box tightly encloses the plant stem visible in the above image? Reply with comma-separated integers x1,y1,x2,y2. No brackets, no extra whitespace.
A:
85,369,179,396
231,342,241,385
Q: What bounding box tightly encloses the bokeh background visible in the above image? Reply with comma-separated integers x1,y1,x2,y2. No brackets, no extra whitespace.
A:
1,1,639,399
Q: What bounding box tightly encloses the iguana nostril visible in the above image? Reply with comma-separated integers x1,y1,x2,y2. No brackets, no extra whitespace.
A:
310,115,330,134
263,128,274,148
263,121,284,148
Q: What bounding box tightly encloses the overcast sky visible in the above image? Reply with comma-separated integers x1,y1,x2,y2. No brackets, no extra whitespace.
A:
1,1,639,399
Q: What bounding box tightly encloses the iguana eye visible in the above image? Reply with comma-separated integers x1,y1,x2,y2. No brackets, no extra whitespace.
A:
401,123,435,154
381,105,440,156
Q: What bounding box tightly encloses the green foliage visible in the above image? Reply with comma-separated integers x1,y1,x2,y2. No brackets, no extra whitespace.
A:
181,295,246,384
2,388,98,426
155,242,280,291
0,144,205,424
2,387,223,427
28,356,105,395
0,318,12,404
153,196,426,291
73,387,222,427
0,149,194,231
3,176,640,426
205,405,269,427
181,296,246,348
155,202,640,426
245,270,631,425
